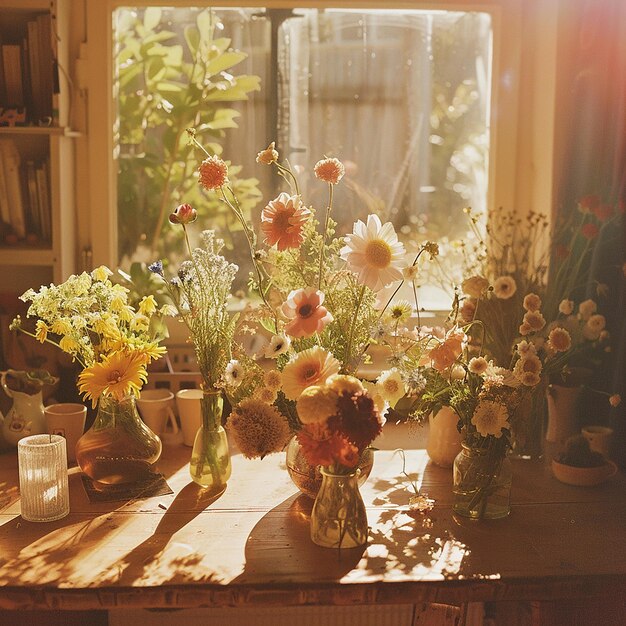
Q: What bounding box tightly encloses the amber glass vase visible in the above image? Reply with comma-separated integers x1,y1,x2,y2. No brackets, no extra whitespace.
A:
310,469,368,548
75,393,162,485
189,390,231,490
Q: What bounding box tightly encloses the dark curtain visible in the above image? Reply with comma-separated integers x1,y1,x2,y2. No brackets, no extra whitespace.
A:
553,0,626,464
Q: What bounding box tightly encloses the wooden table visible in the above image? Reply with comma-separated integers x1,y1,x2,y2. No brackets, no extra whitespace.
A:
0,424,625,620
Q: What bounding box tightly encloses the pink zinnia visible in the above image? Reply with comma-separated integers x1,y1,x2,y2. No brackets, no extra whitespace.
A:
169,203,197,225
198,155,229,190
261,192,311,251
281,287,333,338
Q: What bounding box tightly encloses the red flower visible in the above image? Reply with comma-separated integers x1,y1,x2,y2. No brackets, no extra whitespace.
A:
296,427,356,468
578,194,601,214
555,244,570,259
592,203,613,222
169,203,197,225
198,155,229,190
581,223,599,240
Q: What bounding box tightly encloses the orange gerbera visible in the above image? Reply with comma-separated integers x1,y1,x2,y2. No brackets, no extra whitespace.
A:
260,192,311,251
78,350,148,407
296,425,358,468
281,346,340,400
281,287,333,338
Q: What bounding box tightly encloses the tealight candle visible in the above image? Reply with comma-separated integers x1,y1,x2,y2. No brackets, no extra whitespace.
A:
18,434,70,522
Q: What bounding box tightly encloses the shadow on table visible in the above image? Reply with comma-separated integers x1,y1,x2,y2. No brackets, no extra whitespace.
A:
232,492,365,585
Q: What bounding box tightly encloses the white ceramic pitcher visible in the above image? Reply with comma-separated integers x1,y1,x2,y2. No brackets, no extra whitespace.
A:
0,371,47,446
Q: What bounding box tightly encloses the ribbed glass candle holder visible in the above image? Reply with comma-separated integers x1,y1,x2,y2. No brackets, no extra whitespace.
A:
18,434,70,522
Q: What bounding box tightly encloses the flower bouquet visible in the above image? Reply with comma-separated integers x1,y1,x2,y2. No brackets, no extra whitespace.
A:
11,268,167,485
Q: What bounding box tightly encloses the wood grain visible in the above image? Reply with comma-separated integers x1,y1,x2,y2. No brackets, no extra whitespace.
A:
0,424,624,611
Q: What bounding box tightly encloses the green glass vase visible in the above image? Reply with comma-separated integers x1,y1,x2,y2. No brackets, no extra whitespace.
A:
189,390,231,490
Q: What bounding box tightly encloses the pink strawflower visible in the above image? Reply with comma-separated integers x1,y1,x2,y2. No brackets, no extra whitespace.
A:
523,293,542,312
581,223,599,240
547,327,572,352
198,155,229,190
261,192,311,251
256,142,279,165
314,157,345,184
281,287,333,338
169,203,197,225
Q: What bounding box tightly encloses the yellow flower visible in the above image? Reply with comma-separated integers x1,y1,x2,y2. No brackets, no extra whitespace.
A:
35,320,48,343
118,305,135,323
91,265,113,282
263,369,282,391
130,314,149,332
59,335,80,354
326,374,364,395
297,385,338,424
139,295,157,316
51,318,73,336
78,350,148,408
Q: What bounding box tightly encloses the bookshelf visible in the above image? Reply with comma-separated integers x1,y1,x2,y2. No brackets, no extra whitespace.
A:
0,0,76,299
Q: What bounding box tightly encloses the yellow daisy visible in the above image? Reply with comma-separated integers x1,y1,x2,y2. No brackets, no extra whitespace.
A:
35,320,49,343
78,350,148,407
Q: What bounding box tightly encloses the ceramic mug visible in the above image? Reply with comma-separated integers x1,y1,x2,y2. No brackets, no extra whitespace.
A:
581,425,613,459
44,403,87,463
175,388,204,446
136,389,179,440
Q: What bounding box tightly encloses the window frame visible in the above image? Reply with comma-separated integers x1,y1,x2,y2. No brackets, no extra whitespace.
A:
81,0,559,284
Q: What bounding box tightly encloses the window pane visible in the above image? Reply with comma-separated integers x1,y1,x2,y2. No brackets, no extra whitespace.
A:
114,6,492,309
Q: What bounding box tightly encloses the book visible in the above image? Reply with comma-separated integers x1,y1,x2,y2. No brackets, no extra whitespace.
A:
24,160,41,237
26,20,41,124
35,160,51,241
36,14,53,120
0,145,10,226
1,44,24,107
0,139,26,238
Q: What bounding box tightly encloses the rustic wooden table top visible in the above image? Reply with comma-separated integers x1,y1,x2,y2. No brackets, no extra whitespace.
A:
0,424,624,611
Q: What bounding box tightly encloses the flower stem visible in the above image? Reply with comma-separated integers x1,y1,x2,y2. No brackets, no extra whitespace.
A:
318,183,334,290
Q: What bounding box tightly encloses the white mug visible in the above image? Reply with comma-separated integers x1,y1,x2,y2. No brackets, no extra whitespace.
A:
137,389,179,439
175,388,204,447
43,402,87,463
581,425,613,459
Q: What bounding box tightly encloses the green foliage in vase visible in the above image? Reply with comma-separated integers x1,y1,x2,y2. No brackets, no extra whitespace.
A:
115,7,262,262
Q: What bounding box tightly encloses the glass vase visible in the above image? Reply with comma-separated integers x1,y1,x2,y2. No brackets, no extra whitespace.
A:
286,435,374,499
509,383,546,460
310,468,368,548
75,393,162,485
452,444,512,520
189,390,231,490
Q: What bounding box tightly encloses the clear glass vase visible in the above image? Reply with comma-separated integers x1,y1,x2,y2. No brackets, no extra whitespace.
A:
75,393,162,485
189,390,231,490
310,468,368,548
452,444,512,520
286,435,374,499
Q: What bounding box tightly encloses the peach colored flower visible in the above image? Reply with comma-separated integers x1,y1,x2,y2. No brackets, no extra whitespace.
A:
260,192,311,251
518,322,531,336
493,276,517,299
523,293,542,312
468,356,489,375
314,157,345,184
558,299,574,315
198,155,229,190
169,203,197,225
461,276,489,298
340,214,406,291
256,141,279,165
548,327,572,352
518,371,541,386
281,287,333,338
281,346,340,400
459,299,476,322
516,340,537,357
523,310,546,332
586,314,606,333
578,299,597,321
471,400,509,438
428,330,465,372
609,394,621,407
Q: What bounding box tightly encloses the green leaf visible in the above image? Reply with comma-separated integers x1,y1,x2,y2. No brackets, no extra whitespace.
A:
205,51,247,76
143,7,162,32
204,108,240,130
196,10,214,37
184,26,200,57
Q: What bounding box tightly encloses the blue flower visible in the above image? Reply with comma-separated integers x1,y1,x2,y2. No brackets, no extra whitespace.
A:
148,260,164,276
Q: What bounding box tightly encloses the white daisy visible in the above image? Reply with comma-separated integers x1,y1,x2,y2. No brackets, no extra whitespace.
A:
224,359,244,388
471,400,509,438
340,214,406,291
264,334,291,359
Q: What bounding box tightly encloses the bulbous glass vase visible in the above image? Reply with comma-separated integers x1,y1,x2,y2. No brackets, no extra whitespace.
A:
75,393,162,485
